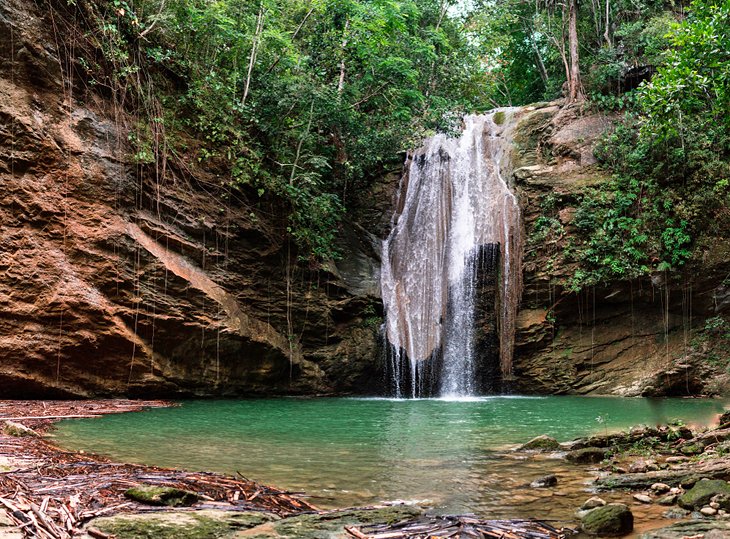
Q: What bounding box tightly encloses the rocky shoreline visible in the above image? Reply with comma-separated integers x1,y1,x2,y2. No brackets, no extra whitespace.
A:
515,410,730,537
1,400,730,538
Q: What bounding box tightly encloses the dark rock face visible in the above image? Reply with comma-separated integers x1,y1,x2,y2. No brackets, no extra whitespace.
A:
0,0,383,398
565,447,609,464
581,503,633,536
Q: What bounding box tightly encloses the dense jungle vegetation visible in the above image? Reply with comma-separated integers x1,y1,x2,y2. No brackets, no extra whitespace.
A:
67,0,729,284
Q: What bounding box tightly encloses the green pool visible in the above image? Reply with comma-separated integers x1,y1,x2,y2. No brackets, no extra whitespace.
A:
53,396,726,517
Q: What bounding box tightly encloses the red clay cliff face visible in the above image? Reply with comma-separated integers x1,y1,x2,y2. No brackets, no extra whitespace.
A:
0,0,382,397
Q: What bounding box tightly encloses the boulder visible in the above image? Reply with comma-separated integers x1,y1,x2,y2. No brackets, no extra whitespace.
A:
678,479,730,510
124,486,200,507
581,503,633,536
517,435,561,452
566,447,609,464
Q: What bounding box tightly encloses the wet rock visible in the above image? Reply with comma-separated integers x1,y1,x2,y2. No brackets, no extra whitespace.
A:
581,503,633,536
657,494,678,506
124,486,200,507
678,479,730,510
595,457,730,490
633,494,652,504
665,456,689,464
517,435,561,452
582,497,607,510
701,506,718,516
651,483,671,493
566,447,609,464
639,520,730,538
530,475,558,488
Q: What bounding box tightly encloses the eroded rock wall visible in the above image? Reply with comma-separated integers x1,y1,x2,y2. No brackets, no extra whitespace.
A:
508,104,730,396
0,0,383,397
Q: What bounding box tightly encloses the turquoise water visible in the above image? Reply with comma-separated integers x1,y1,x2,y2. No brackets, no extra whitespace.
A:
53,396,726,517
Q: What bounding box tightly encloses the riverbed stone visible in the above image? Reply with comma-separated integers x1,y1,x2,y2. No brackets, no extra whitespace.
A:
518,435,561,452
633,494,652,504
566,447,609,464
678,479,730,510
657,494,678,506
639,520,730,538
581,503,633,536
582,497,607,510
701,506,718,516
530,475,558,488
651,483,671,493
124,485,200,507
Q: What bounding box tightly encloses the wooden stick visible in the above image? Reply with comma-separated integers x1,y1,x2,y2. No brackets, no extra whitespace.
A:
344,526,370,539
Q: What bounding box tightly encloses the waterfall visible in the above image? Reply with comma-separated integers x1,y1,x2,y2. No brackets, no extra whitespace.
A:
381,111,523,398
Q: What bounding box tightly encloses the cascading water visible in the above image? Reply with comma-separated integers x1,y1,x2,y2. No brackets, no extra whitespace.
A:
381,110,523,398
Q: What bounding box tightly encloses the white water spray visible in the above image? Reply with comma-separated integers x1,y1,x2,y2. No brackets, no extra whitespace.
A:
381,111,523,397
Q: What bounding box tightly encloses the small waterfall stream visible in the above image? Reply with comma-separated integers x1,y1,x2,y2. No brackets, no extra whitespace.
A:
381,111,523,398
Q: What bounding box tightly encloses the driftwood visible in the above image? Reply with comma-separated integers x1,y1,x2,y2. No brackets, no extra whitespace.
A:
0,400,318,538
345,515,576,539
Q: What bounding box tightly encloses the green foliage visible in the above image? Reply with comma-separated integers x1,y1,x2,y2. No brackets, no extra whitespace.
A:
73,0,489,261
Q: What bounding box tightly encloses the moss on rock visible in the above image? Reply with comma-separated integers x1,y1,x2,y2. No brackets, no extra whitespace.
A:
677,479,730,510
517,435,561,452
581,503,633,536
89,510,276,539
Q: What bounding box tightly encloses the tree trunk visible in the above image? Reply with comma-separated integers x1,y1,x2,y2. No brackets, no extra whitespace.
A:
567,0,584,102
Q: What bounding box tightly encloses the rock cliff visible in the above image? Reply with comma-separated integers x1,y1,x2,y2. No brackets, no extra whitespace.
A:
2,0,727,399
508,104,730,396
0,0,383,397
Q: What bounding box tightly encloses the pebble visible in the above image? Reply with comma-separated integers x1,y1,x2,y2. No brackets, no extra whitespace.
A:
701,506,718,516
651,482,671,493
582,496,607,510
711,502,721,509
633,494,652,504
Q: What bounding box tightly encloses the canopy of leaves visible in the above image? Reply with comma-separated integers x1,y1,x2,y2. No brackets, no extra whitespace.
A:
96,0,490,261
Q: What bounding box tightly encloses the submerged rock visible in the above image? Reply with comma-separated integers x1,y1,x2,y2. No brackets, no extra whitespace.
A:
124,486,200,507
678,479,730,510
581,503,633,536
518,435,561,452
530,475,558,488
